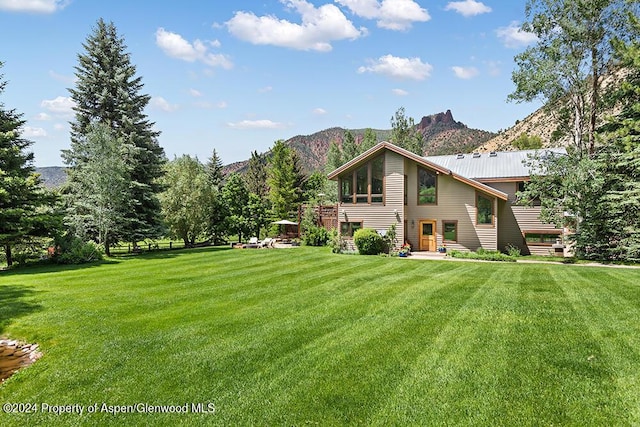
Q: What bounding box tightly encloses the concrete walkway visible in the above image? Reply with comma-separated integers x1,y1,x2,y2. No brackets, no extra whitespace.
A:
402,251,640,269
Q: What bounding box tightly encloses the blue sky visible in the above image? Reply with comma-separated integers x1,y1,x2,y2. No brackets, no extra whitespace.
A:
0,0,541,167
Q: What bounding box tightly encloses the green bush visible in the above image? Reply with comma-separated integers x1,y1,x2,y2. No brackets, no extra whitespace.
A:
56,237,104,264
328,229,347,254
449,249,516,262
353,228,385,255
303,225,329,246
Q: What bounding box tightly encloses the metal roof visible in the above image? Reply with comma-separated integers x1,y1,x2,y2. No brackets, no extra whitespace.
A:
424,148,566,180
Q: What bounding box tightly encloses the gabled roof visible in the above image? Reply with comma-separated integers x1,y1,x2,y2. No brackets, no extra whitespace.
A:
327,141,508,200
424,148,566,181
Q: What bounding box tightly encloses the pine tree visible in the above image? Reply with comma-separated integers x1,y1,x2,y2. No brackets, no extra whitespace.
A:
267,140,298,219
244,150,268,198
206,148,224,189
359,128,378,154
0,62,54,266
342,130,357,161
65,18,166,247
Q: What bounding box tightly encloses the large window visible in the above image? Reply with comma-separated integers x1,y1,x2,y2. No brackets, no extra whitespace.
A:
340,221,362,237
524,232,561,246
339,155,384,204
443,221,458,242
476,193,494,225
418,167,437,205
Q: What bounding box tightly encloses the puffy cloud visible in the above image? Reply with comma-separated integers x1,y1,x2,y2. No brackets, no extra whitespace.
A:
0,0,68,13
40,96,75,116
496,21,538,49
452,66,479,79
155,28,233,69
444,0,491,17
313,108,328,115
189,89,203,97
358,54,432,80
392,88,409,96
34,112,52,121
227,119,286,129
21,126,47,138
226,0,365,52
336,0,430,31
151,96,179,112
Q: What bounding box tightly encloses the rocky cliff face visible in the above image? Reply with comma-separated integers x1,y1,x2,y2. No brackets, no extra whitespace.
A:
223,111,495,176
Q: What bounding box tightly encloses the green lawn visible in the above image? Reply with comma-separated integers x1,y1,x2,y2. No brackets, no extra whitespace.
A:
1,247,639,426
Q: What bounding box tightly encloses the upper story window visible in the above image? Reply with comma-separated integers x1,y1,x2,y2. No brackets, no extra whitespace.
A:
418,167,437,205
476,193,494,226
339,155,384,204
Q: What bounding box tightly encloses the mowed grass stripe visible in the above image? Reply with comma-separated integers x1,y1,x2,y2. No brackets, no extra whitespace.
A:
2,247,640,426
556,267,640,425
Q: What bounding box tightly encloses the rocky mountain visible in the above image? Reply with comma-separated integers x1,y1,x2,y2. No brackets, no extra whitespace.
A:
35,166,67,189
224,110,496,175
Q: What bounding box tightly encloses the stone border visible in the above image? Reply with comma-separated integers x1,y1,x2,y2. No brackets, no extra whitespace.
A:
0,339,42,383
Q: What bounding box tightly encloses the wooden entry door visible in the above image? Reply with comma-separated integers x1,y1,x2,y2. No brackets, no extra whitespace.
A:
419,220,437,251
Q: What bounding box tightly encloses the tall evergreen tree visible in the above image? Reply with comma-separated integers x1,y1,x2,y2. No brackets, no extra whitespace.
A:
267,140,298,219
244,150,268,198
222,173,250,242
359,128,378,154
206,148,224,189
65,18,166,247
0,62,54,266
342,130,358,161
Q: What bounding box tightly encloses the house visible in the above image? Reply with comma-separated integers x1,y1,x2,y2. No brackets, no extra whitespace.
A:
327,141,565,255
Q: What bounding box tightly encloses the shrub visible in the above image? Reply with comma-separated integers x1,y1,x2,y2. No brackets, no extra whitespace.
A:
302,225,329,246
506,244,521,257
449,249,516,262
328,229,347,254
55,237,104,264
353,228,385,255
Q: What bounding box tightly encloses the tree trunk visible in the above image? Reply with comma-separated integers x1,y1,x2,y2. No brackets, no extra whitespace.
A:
104,235,111,257
4,244,12,267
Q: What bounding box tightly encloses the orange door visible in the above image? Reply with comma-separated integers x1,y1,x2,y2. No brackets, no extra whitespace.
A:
419,220,437,251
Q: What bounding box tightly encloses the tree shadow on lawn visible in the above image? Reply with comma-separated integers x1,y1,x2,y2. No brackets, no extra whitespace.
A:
115,245,233,261
0,259,120,277
0,284,43,336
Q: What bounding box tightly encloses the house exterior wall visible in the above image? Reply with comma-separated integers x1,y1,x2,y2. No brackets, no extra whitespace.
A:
486,181,562,256
404,160,498,251
338,150,404,248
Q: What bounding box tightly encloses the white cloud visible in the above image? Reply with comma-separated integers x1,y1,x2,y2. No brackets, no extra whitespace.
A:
227,119,286,129
214,101,228,109
444,0,491,17
0,0,68,13
151,96,179,112
226,0,365,52
313,108,327,115
336,0,430,31
496,21,538,49
259,86,273,93
53,123,66,131
392,88,409,96
189,89,203,97
358,54,432,80
40,96,75,116
155,28,233,69
34,112,51,121
21,126,47,138
452,66,479,79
